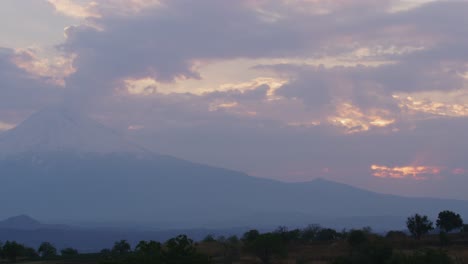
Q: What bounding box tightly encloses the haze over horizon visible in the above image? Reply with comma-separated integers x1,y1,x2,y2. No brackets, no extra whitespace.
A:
1,0,467,200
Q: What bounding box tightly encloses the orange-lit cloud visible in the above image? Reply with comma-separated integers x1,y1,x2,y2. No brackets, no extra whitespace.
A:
12,49,76,87
371,164,441,180
328,103,395,133
219,77,287,98
209,101,239,112
121,74,287,96
208,100,258,117
48,0,100,18
124,78,157,95
394,95,468,117
0,121,15,131
48,0,161,19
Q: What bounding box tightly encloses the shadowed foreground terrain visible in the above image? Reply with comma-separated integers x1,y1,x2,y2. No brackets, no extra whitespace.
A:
2,220,468,264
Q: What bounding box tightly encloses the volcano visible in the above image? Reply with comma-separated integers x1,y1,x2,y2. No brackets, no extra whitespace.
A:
1,107,467,229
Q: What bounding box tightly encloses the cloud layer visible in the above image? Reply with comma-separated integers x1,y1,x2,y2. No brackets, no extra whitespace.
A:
1,0,467,199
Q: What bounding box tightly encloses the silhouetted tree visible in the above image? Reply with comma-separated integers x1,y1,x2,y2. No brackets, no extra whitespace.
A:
2,241,25,262
38,242,57,258
135,240,161,255
242,229,260,242
100,248,112,260
347,230,368,248
301,224,321,242
274,226,289,241
61,247,79,257
406,214,433,239
274,226,302,243
436,210,463,233
202,234,216,243
244,233,287,264
164,234,210,264
112,240,131,255
131,240,163,264
316,228,339,241
286,229,302,242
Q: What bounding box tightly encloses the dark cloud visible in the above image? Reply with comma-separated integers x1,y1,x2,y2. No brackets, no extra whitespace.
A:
2,0,468,198
61,0,386,98
59,0,468,108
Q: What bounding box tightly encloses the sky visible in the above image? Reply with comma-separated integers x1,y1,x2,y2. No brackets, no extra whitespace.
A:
0,0,467,199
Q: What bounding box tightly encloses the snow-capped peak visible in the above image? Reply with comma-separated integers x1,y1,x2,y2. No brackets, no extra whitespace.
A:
0,107,148,156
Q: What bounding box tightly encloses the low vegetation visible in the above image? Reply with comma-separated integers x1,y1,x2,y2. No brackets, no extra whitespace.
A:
1,210,467,263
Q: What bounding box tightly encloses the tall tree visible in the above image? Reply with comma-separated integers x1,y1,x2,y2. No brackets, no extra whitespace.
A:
130,240,163,264
164,235,210,264
244,233,287,264
436,210,464,232
38,242,57,258
407,214,434,239
2,241,25,262
112,240,131,255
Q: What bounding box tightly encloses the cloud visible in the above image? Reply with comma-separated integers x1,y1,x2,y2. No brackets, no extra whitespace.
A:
371,164,441,180
56,0,467,109
62,0,399,99
47,0,161,18
12,48,76,87
2,0,468,199
0,121,15,131
0,48,63,112
47,0,99,19
55,0,468,167
394,93,468,117
328,103,396,134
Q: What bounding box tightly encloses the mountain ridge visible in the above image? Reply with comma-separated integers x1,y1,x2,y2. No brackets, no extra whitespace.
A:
0,107,149,156
1,108,467,229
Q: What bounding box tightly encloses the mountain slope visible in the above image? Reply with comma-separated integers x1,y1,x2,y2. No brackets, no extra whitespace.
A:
0,215,41,229
0,107,147,156
1,108,467,229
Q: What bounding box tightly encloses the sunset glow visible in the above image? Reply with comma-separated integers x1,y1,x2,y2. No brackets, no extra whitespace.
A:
0,121,15,131
1,0,467,199
328,103,395,133
371,165,441,180
12,49,76,87
395,95,468,117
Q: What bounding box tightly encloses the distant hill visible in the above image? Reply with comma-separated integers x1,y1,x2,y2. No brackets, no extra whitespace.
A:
0,215,42,229
0,215,69,230
1,107,467,230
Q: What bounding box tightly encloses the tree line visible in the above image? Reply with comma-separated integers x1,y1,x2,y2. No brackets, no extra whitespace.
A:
406,210,464,240
79,209,468,264
0,241,78,262
0,210,467,263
